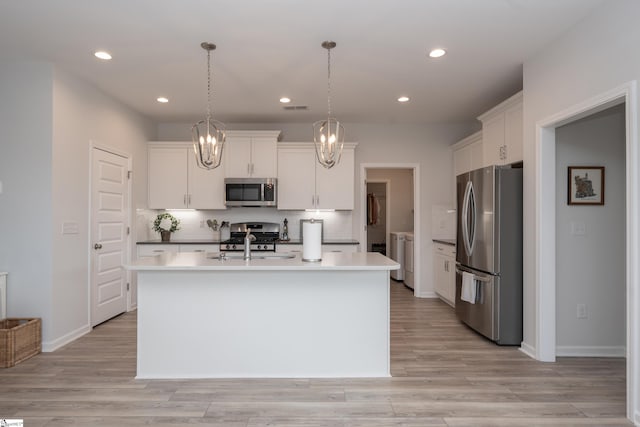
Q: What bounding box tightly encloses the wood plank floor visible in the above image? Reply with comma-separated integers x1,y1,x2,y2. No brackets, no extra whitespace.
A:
0,281,631,426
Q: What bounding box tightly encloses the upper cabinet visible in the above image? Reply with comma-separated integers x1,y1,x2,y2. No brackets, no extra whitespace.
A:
148,142,226,209
478,91,523,166
224,131,281,178
277,142,357,210
452,131,483,177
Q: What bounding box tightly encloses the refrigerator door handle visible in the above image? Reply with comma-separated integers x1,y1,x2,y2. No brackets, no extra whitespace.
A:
461,181,476,257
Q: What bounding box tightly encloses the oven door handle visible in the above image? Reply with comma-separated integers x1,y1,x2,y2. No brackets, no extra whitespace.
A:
455,265,493,283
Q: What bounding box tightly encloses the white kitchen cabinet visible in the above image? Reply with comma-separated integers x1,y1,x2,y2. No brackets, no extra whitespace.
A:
323,244,358,253
179,244,219,253
278,244,357,254
137,244,180,258
277,142,357,210
137,244,218,258
148,142,225,209
432,242,456,307
452,131,483,177
478,91,523,166
224,131,281,178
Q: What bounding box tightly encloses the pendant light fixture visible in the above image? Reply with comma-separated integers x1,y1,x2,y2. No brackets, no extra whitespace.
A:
313,41,344,169
192,42,226,170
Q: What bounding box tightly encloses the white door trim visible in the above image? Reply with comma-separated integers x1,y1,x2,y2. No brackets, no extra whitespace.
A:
535,81,638,423
88,142,133,322
360,163,420,296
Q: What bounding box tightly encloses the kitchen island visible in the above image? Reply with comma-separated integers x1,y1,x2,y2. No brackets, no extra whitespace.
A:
125,251,399,379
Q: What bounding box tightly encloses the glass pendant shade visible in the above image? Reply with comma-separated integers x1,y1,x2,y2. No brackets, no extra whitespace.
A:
192,118,226,169
313,117,344,169
192,42,226,170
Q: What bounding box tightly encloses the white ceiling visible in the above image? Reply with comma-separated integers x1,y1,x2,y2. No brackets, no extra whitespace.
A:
0,0,603,125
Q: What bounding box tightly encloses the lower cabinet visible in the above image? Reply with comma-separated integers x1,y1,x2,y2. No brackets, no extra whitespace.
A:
277,244,358,255
433,242,456,307
137,244,219,258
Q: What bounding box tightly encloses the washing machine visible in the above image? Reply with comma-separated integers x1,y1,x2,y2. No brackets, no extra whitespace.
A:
403,232,414,289
389,232,406,281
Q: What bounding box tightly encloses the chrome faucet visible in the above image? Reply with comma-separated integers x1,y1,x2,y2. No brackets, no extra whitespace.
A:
243,228,256,260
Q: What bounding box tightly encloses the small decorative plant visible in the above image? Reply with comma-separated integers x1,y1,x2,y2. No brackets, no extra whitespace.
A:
153,213,180,241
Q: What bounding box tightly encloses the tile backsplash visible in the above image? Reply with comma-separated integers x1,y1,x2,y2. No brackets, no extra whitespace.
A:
138,208,353,242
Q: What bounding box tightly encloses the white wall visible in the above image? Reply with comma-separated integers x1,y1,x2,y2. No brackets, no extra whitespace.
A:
555,104,626,355
0,62,54,337
0,61,155,349
157,121,475,297
522,0,640,421
50,68,155,346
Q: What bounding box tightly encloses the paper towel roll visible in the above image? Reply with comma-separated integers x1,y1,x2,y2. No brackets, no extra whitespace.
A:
302,220,322,262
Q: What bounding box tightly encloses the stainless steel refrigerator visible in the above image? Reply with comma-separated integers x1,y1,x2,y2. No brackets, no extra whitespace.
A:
455,165,523,345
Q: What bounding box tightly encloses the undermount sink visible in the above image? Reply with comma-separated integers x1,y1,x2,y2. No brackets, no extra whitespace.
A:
207,253,296,260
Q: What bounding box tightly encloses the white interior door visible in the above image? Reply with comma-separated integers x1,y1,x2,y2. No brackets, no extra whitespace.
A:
91,147,130,326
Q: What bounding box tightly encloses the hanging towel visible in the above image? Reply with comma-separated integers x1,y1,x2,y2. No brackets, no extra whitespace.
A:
367,193,380,225
461,271,477,304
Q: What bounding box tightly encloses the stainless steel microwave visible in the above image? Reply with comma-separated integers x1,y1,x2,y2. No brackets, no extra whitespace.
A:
224,178,277,207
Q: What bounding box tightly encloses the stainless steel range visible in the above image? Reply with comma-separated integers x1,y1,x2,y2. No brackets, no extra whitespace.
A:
220,222,280,252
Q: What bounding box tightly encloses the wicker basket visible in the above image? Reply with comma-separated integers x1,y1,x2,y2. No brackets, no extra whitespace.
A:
0,318,42,368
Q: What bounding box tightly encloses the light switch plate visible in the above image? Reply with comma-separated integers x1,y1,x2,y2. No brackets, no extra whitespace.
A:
570,221,586,236
62,222,79,235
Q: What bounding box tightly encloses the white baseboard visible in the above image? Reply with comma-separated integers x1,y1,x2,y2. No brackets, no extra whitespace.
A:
42,323,91,352
417,291,438,298
519,341,537,360
556,345,626,357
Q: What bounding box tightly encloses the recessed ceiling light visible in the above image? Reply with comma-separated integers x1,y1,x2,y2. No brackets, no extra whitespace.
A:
157,97,169,103
94,51,112,60
429,48,446,58
280,97,291,104
397,96,410,103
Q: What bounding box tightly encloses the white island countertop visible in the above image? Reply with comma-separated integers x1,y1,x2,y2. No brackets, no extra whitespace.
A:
131,251,397,378
126,251,399,272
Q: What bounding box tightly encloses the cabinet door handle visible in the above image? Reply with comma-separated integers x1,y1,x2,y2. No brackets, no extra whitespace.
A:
94,243,102,250
247,164,251,175
188,194,192,205
316,195,320,206
312,195,315,206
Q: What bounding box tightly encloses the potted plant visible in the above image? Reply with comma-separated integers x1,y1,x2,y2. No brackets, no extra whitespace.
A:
153,213,180,242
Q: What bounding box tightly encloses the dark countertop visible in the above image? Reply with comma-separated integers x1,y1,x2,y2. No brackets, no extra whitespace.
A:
277,239,359,245
138,239,360,245
432,239,456,246
137,239,221,245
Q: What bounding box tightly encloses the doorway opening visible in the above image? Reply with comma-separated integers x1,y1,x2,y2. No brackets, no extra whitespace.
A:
360,164,419,295
555,104,626,358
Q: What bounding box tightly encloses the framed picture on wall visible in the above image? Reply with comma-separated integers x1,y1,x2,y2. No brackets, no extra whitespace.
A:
568,166,605,205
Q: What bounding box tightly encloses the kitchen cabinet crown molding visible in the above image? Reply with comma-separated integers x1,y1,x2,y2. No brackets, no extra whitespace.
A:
224,130,282,140
451,131,482,151
278,141,358,149
477,91,523,122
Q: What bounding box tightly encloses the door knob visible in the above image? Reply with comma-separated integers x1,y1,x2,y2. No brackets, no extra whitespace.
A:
94,243,103,250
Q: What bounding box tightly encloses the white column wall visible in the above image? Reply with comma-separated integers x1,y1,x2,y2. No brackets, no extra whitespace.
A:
522,0,640,422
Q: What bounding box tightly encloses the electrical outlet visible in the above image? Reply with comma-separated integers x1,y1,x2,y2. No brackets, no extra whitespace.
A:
577,303,587,319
